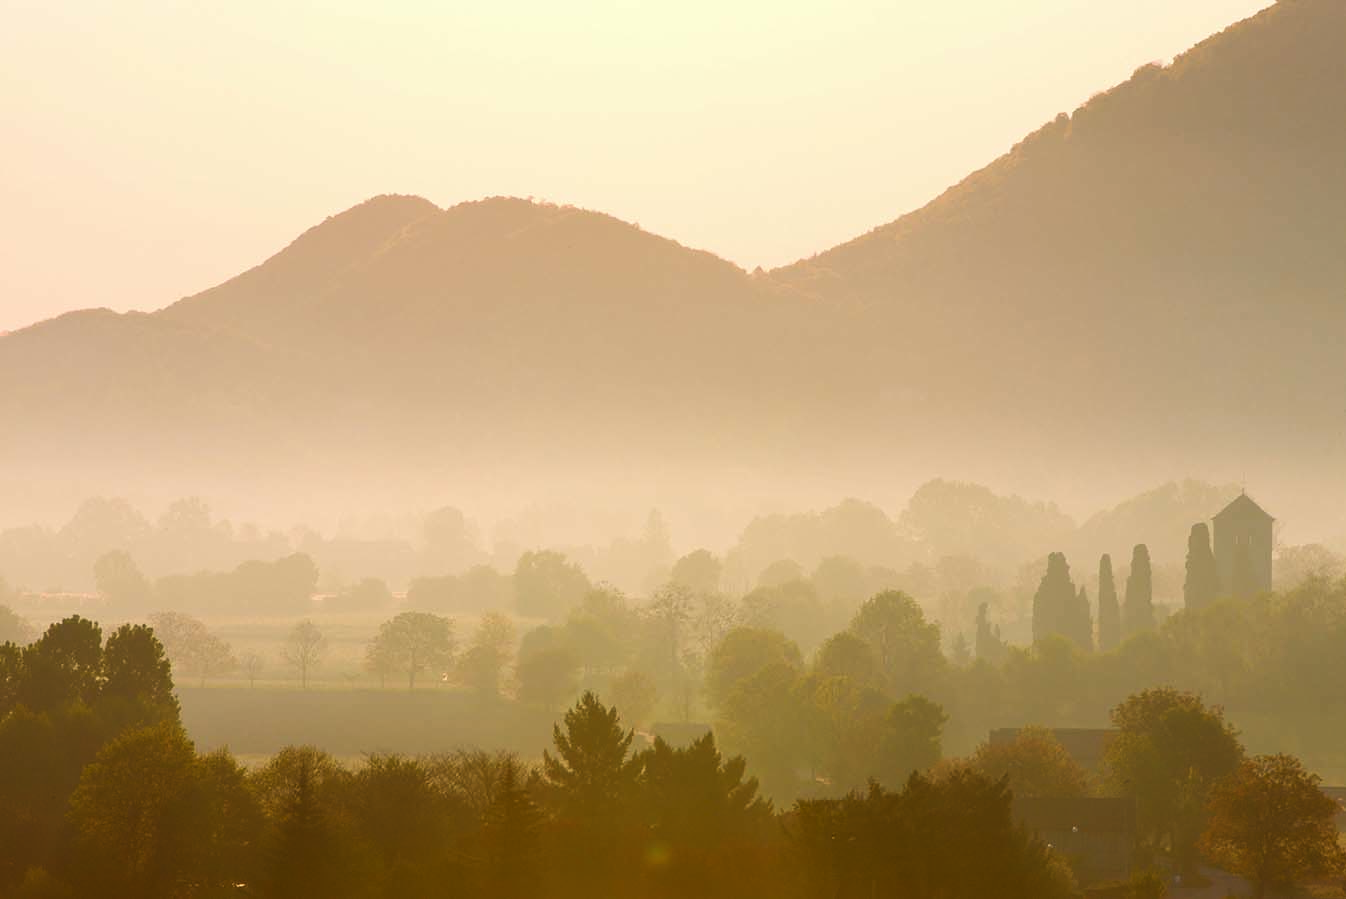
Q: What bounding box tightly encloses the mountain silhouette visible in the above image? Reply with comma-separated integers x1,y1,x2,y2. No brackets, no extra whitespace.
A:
2,0,1343,527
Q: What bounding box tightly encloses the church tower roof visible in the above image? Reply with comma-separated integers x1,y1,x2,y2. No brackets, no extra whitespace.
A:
1213,492,1274,523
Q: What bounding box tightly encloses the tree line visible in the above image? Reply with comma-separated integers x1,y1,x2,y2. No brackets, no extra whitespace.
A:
3,612,1343,898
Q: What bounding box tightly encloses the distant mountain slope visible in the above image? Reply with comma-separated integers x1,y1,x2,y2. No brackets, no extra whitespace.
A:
2,0,1344,529
775,0,1346,410
764,0,1346,508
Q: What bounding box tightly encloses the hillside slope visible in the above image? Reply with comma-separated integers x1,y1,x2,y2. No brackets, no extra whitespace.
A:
2,0,1344,528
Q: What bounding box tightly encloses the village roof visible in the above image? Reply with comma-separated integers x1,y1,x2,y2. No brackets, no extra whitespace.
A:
1213,492,1274,522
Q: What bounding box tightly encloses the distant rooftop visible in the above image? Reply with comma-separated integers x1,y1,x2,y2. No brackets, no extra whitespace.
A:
1213,492,1274,522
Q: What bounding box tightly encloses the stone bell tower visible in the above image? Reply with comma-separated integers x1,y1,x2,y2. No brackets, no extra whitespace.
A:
1212,493,1273,598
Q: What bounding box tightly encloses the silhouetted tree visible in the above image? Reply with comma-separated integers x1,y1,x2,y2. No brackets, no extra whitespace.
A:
93,550,152,609
609,668,659,728
1067,585,1094,652
258,747,359,899
1033,553,1088,649
515,645,580,711
101,624,177,722
1097,554,1121,651
513,551,591,621
19,616,103,712
1184,523,1220,611
792,769,1075,899
66,723,201,898
814,631,878,685
1122,544,1155,638
476,758,543,899
455,612,515,698
238,651,264,689
543,691,640,817
282,620,325,689
965,726,1090,798
706,627,802,710
670,549,723,595
1107,687,1243,872
878,695,947,784
149,612,235,687
849,591,945,698
367,611,455,690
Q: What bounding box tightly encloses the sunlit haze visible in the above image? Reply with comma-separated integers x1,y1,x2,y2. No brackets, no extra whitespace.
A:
1,0,1269,333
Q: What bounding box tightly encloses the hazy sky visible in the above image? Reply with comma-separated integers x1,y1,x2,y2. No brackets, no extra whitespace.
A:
2,0,1269,333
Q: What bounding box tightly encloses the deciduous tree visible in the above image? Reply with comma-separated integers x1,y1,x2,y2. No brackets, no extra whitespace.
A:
1201,754,1345,898
367,611,455,691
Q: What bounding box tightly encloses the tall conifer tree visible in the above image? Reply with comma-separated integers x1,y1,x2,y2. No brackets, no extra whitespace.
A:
1184,523,1220,611
1098,554,1120,651
1032,553,1076,646
1123,544,1156,638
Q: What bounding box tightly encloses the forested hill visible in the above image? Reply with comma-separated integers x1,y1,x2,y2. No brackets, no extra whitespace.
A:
773,0,1346,440
2,0,1344,528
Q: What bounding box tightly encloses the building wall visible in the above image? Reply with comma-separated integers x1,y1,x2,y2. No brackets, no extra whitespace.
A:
1213,515,1273,596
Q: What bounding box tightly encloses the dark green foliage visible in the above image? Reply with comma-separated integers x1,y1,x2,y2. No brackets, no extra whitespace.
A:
792,770,1075,899
66,724,260,898
260,749,362,899
1184,523,1220,611
1032,553,1089,649
474,758,544,899
1097,554,1121,651
1123,544,1156,639
542,691,640,819
877,695,947,784
1107,687,1243,872
101,624,177,722
20,616,103,713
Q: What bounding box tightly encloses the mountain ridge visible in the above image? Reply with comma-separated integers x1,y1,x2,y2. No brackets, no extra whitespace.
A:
2,0,1343,534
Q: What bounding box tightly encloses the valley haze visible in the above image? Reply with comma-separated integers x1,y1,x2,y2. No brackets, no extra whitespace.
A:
2,0,1343,549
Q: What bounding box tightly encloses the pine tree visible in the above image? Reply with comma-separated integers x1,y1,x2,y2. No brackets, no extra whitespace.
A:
1123,544,1155,638
542,691,640,819
1032,553,1076,646
1184,523,1220,611
263,757,352,899
479,761,543,899
1097,554,1121,651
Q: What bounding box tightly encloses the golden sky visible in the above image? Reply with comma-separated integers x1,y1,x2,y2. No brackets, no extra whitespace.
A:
1,0,1269,332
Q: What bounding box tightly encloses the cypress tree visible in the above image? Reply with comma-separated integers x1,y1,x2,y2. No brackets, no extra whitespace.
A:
1183,523,1220,611
1032,552,1075,646
1123,544,1155,638
1069,586,1094,652
1097,554,1120,651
